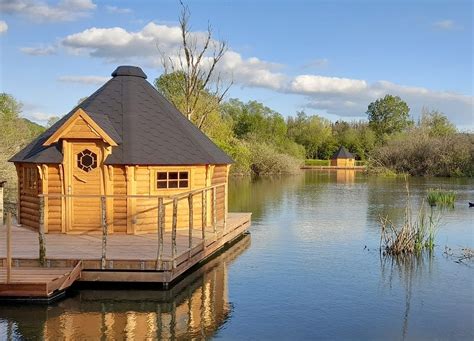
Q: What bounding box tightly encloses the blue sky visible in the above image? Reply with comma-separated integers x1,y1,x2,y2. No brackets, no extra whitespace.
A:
0,0,472,129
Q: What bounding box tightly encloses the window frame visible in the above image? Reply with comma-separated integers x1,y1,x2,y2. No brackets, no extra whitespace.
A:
154,169,191,191
23,165,39,194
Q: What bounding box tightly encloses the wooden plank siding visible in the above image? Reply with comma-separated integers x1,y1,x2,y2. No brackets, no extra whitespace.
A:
46,165,62,233
16,162,229,235
18,163,42,230
211,165,227,221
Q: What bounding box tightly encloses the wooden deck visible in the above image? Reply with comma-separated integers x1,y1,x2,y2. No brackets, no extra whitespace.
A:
0,261,82,298
0,212,251,298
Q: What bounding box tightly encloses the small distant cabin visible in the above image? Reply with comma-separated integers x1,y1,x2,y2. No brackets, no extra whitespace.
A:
330,146,355,168
9,66,233,235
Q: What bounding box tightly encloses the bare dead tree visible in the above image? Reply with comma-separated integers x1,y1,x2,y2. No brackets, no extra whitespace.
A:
159,1,232,129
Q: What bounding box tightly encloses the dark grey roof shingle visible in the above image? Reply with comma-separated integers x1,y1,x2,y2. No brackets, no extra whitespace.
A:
10,66,233,165
331,146,354,159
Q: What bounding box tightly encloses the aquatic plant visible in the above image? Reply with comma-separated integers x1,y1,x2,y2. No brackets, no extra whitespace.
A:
380,181,440,255
427,189,456,208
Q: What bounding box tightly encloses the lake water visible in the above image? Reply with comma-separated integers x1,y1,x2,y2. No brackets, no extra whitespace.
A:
1,170,473,340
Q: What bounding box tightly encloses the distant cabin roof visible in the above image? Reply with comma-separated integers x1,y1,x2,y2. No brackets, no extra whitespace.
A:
10,66,233,165
331,146,354,159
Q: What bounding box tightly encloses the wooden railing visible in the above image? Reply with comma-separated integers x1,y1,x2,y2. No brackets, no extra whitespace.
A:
37,183,228,270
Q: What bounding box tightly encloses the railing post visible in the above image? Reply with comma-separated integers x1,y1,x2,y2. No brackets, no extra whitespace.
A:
172,198,178,268
6,212,12,283
188,193,193,258
38,196,46,266
223,183,227,232
101,196,107,270
156,197,164,270
201,190,207,249
212,187,217,236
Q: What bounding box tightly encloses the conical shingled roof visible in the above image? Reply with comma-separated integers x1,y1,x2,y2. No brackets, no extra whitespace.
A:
331,146,354,159
10,66,233,165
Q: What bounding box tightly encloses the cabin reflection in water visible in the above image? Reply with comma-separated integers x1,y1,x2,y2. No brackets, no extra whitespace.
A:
335,169,355,183
1,235,250,340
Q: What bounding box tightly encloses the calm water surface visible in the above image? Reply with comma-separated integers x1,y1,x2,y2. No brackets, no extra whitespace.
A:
1,170,473,340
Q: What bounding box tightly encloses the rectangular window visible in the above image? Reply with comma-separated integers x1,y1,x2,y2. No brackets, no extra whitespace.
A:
24,167,38,192
156,171,189,189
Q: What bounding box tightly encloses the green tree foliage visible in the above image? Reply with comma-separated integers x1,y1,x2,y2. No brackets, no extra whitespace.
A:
0,93,45,201
419,108,457,137
332,120,376,160
367,95,413,138
287,111,334,159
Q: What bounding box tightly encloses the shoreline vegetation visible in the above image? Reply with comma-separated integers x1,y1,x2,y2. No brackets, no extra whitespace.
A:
380,182,441,255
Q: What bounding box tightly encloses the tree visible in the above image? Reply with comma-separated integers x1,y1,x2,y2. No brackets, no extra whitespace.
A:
419,108,456,137
287,111,333,159
367,95,412,138
46,116,60,128
158,1,231,129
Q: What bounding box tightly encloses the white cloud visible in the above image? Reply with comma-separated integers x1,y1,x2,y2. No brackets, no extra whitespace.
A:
22,111,56,125
58,75,110,85
105,5,131,14
433,19,457,30
0,0,96,22
290,75,368,94
57,22,472,126
0,20,7,34
20,45,56,55
61,22,285,89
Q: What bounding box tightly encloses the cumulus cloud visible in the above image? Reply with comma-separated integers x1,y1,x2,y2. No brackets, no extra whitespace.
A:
61,22,286,89
433,19,457,30
20,45,56,55
0,20,7,34
58,22,472,125
0,0,96,22
292,79,472,125
22,111,56,125
105,5,131,14
58,75,110,85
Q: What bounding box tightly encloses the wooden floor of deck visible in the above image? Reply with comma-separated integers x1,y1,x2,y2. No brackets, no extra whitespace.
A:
0,212,251,289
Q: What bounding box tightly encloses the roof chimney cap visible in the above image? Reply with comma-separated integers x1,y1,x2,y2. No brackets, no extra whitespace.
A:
112,66,147,79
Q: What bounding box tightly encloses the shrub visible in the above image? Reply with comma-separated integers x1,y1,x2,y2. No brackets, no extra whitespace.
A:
369,129,474,177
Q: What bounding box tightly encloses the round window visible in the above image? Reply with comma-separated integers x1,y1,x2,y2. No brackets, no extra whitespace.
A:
77,149,97,172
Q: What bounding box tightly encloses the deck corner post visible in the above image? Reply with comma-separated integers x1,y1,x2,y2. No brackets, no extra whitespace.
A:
156,197,164,270
172,198,178,269
38,195,46,266
188,193,193,257
6,212,12,283
201,189,207,249
101,195,108,270
223,183,228,232
212,186,217,235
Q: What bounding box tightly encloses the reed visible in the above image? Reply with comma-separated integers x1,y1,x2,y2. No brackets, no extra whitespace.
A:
427,189,456,208
380,181,440,255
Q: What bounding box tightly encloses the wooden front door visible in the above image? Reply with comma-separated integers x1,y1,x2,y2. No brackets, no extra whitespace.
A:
68,141,104,232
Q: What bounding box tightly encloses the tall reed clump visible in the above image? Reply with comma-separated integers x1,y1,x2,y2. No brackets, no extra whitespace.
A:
380,181,441,255
427,189,456,208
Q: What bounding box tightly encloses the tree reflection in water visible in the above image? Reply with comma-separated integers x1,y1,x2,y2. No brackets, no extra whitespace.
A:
379,251,434,340
0,234,250,340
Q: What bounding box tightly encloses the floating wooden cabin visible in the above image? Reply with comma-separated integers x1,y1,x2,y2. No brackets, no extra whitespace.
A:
10,66,233,235
330,146,355,168
2,66,251,297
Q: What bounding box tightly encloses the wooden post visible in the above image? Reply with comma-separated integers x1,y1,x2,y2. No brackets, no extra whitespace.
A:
6,212,12,283
188,193,193,257
212,187,217,235
101,196,108,270
38,196,46,266
156,197,164,270
172,198,178,268
201,189,207,249
0,181,5,227
223,183,228,232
